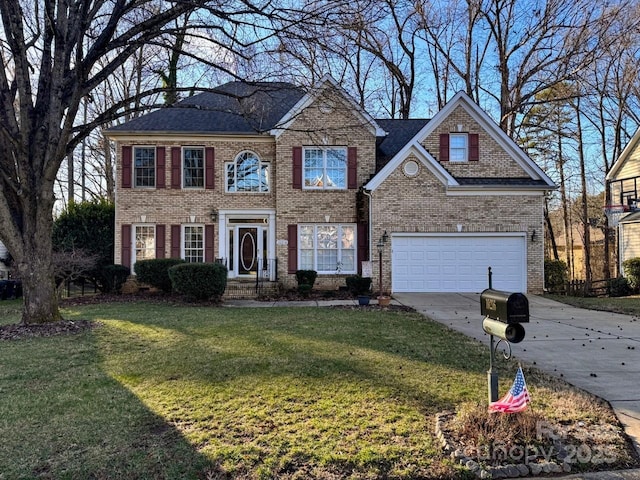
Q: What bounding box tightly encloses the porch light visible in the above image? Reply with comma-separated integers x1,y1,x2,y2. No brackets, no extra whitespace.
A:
210,208,218,222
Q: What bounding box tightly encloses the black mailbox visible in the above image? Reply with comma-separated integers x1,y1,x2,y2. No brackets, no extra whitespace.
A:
480,289,529,323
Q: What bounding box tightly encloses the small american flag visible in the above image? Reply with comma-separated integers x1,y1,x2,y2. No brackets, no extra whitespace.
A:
489,366,531,413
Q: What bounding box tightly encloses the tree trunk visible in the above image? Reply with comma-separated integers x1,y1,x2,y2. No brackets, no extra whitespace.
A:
17,254,61,325
15,207,62,325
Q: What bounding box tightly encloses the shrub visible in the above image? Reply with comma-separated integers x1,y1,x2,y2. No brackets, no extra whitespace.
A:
135,258,185,292
100,264,130,294
52,199,115,292
295,270,317,288
608,276,631,297
544,259,568,293
297,283,313,298
345,275,372,296
168,262,227,301
622,258,640,292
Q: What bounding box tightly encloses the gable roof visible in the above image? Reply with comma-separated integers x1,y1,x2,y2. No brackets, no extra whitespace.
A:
270,75,387,138
366,91,556,191
607,127,640,181
375,118,430,171
106,82,306,135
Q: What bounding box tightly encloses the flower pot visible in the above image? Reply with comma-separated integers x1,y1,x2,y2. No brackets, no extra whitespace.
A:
377,295,391,307
358,295,370,306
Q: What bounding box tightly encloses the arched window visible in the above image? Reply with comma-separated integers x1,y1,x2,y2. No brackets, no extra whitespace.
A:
226,151,269,193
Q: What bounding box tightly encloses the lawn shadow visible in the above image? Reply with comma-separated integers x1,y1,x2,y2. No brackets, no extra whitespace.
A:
110,305,490,413
0,326,216,479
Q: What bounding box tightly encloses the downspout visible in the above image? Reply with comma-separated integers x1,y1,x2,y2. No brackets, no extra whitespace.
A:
362,187,373,264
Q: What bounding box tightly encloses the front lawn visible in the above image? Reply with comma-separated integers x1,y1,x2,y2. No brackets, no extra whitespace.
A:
0,300,634,479
546,294,640,316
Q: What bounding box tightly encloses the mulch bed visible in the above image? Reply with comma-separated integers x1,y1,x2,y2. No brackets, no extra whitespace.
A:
0,319,97,341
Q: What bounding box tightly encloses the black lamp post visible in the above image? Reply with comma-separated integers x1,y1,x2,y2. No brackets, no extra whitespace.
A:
377,230,389,298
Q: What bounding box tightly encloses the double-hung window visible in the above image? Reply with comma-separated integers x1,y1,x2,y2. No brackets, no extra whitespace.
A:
299,224,356,273
134,147,156,187
449,134,468,162
226,151,269,192
134,225,155,272
183,225,204,263
183,147,205,188
303,147,347,189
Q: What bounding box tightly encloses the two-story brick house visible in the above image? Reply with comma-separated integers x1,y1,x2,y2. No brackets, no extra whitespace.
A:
106,76,555,294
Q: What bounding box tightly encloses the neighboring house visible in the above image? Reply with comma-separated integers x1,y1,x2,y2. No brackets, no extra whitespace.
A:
0,241,8,280
106,76,555,294
606,129,640,269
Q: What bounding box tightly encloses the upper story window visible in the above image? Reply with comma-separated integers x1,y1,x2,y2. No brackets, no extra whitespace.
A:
439,133,479,163
303,147,347,189
183,147,205,188
183,225,204,262
226,151,269,192
449,134,468,162
134,147,156,187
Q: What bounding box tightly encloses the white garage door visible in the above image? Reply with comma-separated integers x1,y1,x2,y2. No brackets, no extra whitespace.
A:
392,234,526,293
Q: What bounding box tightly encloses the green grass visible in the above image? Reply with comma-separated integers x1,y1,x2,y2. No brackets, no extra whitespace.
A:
546,294,640,316
0,299,632,479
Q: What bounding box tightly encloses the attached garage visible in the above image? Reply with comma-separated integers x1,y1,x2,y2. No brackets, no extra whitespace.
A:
391,234,527,293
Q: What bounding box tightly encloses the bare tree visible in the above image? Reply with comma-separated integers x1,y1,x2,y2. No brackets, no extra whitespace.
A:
0,0,342,324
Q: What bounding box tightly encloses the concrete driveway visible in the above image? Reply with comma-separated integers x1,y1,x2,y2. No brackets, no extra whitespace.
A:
393,292,640,453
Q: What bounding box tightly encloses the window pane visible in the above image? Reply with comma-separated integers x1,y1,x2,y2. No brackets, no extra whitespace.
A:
226,163,236,192
317,226,337,249
300,250,313,270
184,225,204,263
134,148,155,187
317,250,338,271
340,250,355,271
303,148,347,189
237,152,259,192
298,224,357,273
134,225,155,272
304,149,323,168
299,226,314,249
227,152,269,193
326,149,346,167
450,134,467,162
341,226,355,248
260,164,269,192
183,148,204,188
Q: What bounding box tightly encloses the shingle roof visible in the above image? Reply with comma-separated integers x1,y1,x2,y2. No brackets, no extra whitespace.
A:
455,177,552,187
375,118,430,171
108,82,306,134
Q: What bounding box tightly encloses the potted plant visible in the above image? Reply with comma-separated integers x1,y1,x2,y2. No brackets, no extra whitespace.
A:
377,293,391,307
346,275,372,306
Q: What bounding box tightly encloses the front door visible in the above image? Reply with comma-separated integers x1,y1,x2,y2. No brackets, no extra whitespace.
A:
229,224,267,277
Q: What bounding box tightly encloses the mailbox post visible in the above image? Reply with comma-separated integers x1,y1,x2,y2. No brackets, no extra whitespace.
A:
480,288,529,403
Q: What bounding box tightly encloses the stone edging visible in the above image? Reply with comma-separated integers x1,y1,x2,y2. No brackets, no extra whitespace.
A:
435,411,572,478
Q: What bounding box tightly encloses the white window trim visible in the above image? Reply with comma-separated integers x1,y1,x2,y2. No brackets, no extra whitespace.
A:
182,224,205,263
449,133,468,162
225,150,270,193
302,146,348,190
133,146,156,188
132,224,156,273
298,223,357,274
182,146,205,189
